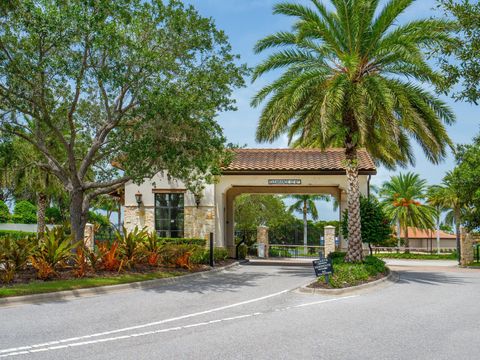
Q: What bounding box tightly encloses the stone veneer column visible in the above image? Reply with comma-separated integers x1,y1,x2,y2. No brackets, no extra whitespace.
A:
324,225,336,258
123,206,155,233
460,233,474,266
257,225,269,258
184,206,215,242
84,223,94,250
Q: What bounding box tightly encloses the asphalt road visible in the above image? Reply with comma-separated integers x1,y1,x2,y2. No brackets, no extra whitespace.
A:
1,260,479,360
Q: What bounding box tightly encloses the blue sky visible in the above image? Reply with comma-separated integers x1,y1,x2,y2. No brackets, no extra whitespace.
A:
187,0,480,220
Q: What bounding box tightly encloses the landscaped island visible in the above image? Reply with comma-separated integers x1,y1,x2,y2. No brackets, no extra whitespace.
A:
309,252,388,289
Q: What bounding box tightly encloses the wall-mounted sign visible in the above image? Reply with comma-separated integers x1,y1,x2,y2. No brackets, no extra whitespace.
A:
268,179,302,185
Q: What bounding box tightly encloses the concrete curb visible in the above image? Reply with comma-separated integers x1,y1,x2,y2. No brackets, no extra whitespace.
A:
0,262,240,307
296,269,398,296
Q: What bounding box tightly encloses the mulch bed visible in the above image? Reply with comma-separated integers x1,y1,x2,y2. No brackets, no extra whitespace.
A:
2,259,236,286
307,271,387,289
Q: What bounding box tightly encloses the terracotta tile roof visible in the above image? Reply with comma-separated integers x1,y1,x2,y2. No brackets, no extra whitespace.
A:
397,227,456,239
222,148,376,174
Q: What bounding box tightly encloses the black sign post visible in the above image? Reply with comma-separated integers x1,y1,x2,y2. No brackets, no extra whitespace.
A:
312,258,334,284
209,232,214,267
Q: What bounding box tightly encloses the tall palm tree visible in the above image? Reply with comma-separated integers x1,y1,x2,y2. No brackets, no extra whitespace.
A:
380,172,436,252
427,185,448,255
251,0,454,262
428,173,464,262
287,195,332,253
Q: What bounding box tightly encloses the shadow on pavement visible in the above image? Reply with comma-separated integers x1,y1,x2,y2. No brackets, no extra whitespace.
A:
396,271,469,286
142,264,313,295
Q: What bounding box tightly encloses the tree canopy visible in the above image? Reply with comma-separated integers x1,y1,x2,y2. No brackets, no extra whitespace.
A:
447,136,480,231
234,194,294,231
437,0,480,104
0,0,247,240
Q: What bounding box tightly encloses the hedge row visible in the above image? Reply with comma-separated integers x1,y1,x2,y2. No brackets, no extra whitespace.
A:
157,238,207,246
0,230,35,240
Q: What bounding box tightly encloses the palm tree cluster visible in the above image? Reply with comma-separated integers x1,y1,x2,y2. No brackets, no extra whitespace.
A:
252,0,455,262
379,173,436,252
378,171,465,260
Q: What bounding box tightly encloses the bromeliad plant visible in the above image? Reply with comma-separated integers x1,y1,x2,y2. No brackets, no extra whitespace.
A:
144,232,162,266
30,227,80,279
115,226,148,269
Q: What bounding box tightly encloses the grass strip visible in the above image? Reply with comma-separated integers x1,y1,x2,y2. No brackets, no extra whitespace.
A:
374,253,457,260
0,271,182,298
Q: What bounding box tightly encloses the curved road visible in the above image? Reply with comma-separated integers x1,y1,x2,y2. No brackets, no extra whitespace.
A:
1,260,479,359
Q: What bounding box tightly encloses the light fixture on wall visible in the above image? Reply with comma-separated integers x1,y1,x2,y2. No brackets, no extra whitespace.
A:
194,193,201,208
135,191,143,208
152,181,156,189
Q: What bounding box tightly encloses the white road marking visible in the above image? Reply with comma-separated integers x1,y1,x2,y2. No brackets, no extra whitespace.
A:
0,295,358,358
0,289,289,355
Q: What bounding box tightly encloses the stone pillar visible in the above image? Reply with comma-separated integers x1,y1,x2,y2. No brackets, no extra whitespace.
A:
257,225,269,258
324,225,336,258
84,223,95,250
460,233,474,266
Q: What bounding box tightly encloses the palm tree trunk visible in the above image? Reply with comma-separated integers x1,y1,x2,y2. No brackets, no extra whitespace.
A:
404,225,410,253
37,192,47,235
303,201,308,255
396,218,401,250
436,213,441,255
344,148,363,262
455,208,461,264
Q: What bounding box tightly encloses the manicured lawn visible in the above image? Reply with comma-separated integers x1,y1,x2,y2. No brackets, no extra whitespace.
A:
0,271,182,298
374,253,457,260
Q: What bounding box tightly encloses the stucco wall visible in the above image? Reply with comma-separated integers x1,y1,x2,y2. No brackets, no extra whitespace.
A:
124,173,214,208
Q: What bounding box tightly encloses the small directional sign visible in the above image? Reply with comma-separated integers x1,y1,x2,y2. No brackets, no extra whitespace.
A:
312,258,334,277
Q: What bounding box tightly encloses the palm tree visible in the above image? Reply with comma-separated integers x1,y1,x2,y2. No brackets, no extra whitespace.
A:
428,173,464,262
287,195,332,253
427,185,447,255
251,0,454,262
380,173,436,253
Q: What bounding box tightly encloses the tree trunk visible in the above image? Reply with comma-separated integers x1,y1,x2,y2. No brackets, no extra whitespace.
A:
436,214,441,255
70,189,88,245
344,150,363,262
117,201,122,230
404,225,410,253
303,201,308,255
396,218,401,250
455,209,461,264
37,192,47,236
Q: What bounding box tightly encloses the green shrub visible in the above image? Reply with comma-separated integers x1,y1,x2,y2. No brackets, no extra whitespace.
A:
363,256,386,276
327,251,346,263
190,247,229,264
88,211,110,227
45,207,63,224
214,247,228,261
0,230,36,240
342,196,392,249
158,238,206,246
237,244,248,259
12,200,37,224
0,200,9,223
